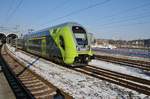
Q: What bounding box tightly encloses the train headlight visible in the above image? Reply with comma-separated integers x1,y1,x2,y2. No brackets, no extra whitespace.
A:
88,46,91,50
76,46,80,51
86,57,89,61
78,48,80,51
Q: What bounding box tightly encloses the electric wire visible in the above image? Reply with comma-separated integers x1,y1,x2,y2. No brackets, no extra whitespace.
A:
37,0,69,23
5,0,23,24
38,0,111,28
3,0,16,25
99,2,150,20
98,12,150,28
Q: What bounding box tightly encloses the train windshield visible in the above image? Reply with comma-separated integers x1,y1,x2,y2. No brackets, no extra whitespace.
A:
72,26,88,45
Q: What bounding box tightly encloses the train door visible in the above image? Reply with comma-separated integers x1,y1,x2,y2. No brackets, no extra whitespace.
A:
42,37,46,57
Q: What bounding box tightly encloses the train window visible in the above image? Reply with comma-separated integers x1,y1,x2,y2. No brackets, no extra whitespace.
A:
59,36,65,50
32,39,41,45
72,26,86,33
72,26,88,45
28,39,42,52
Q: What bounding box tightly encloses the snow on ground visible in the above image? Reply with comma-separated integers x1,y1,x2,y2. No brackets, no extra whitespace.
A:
94,51,150,62
6,44,149,99
92,44,117,49
89,60,150,80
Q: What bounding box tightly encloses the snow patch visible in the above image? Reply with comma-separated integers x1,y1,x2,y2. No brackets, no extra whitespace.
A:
89,59,150,80
6,44,149,99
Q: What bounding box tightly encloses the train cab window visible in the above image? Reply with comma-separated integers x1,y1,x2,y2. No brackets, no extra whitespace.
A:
72,26,88,45
59,36,65,50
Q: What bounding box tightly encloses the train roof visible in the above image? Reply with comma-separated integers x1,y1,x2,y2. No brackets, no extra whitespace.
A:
37,22,82,32
24,22,82,38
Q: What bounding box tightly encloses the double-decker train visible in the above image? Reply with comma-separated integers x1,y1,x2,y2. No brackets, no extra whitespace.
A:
16,22,94,66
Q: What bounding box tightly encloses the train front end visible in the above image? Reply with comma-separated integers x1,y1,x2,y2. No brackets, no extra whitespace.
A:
57,22,94,66
72,25,93,66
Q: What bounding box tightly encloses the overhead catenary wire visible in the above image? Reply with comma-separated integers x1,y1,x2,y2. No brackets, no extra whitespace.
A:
5,0,23,25
4,0,148,35
38,0,111,28
37,0,70,23
3,0,16,24
90,2,150,29
97,13,150,28
99,2,150,20
37,0,150,31
39,0,150,26
48,0,69,13
95,20,150,30
22,0,70,33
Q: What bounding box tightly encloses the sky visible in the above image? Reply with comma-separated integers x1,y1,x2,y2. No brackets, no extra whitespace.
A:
0,0,150,40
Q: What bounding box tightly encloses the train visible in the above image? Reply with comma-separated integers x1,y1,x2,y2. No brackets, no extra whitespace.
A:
15,22,94,66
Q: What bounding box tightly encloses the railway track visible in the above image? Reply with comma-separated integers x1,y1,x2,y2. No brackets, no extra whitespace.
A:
5,45,150,96
95,55,150,71
0,45,34,99
1,45,72,99
73,65,150,95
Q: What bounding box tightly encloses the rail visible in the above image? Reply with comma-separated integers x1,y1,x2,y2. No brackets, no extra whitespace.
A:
73,65,150,95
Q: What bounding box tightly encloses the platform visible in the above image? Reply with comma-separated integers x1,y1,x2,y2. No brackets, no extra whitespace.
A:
0,66,15,99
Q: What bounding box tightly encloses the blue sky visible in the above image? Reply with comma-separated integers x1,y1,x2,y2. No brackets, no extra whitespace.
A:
0,0,150,40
